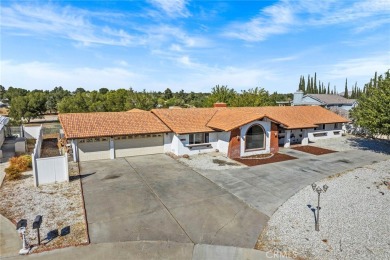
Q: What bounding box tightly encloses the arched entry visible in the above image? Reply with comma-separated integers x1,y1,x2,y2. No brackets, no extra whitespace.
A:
245,124,265,150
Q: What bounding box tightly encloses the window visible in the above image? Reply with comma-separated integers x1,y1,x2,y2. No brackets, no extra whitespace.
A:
189,133,209,144
322,124,326,130
334,123,338,129
245,125,265,150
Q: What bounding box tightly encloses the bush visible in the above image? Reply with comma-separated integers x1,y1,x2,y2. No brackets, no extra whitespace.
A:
5,166,21,181
5,155,32,181
8,155,32,172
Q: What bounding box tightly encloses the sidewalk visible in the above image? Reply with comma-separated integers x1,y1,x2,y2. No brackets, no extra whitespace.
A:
0,214,20,258
4,241,292,260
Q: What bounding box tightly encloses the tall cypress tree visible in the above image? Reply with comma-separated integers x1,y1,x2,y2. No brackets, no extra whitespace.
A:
344,78,348,98
327,83,330,94
307,74,310,93
310,77,314,94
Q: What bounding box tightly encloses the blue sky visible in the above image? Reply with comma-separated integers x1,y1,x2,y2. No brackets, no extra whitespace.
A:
1,0,389,93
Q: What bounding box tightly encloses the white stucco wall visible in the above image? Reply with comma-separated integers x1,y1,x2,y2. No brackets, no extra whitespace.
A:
163,133,173,153
217,131,230,154
240,121,271,157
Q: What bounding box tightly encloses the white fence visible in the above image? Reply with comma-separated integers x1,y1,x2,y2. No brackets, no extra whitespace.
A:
31,125,69,186
35,155,68,185
23,125,42,139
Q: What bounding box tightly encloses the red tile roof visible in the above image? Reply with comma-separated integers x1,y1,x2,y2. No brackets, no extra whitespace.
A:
59,112,170,139
59,106,350,139
151,108,218,134
207,106,349,130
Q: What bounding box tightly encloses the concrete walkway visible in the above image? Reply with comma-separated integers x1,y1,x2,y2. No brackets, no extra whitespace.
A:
0,214,20,258
196,149,389,217
5,241,291,260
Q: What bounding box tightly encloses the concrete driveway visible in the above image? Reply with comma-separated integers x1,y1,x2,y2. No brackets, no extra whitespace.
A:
196,149,389,217
80,154,268,248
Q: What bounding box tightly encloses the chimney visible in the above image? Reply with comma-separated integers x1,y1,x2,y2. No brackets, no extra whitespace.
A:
293,90,304,106
213,102,227,108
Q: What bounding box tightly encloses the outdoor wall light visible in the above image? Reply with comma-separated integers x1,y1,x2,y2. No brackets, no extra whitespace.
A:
311,183,329,231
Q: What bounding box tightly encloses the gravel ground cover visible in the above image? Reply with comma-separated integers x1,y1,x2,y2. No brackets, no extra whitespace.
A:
291,146,337,155
0,162,88,254
256,159,390,260
312,135,390,154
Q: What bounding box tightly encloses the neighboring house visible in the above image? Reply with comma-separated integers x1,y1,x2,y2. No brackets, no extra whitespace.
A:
59,104,349,162
0,116,9,148
292,91,357,111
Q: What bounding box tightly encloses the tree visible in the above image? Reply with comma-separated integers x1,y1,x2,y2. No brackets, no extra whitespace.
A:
344,78,348,98
58,92,89,113
0,85,5,99
206,85,236,106
164,88,173,99
99,88,109,94
4,87,28,102
350,70,390,136
230,87,273,107
74,87,86,94
9,92,47,122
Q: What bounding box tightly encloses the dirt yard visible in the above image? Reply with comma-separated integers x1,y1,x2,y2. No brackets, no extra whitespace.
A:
0,162,88,254
40,139,60,158
291,145,337,155
233,153,297,166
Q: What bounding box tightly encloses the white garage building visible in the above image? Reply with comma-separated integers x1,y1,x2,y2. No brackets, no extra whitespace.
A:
59,110,170,162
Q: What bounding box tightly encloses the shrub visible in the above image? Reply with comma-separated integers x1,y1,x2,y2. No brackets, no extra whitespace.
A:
8,155,32,172
5,166,21,181
5,155,32,181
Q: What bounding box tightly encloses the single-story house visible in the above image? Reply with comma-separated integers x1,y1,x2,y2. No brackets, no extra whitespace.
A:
59,104,349,162
292,91,357,111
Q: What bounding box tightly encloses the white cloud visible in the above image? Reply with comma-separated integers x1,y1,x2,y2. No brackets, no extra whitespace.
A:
325,54,390,80
147,0,190,18
224,0,390,42
224,2,295,41
0,4,139,47
0,60,142,91
0,59,276,93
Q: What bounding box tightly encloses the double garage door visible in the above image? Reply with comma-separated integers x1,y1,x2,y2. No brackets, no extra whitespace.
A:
78,134,163,162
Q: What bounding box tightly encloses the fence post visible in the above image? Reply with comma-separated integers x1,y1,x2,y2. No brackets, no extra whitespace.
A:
31,153,38,187
64,154,69,182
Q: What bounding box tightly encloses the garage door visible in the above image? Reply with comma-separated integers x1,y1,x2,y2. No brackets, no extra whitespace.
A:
78,138,110,162
114,134,163,158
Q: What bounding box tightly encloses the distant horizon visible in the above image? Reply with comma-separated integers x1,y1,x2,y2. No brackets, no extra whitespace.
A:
1,0,389,93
